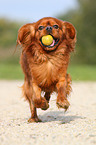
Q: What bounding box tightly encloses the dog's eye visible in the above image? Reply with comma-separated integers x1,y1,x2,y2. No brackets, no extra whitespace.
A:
53,25,59,29
38,26,44,30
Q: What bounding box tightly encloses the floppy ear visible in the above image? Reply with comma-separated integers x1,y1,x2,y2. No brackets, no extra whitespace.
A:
62,21,76,51
62,21,76,39
17,23,35,46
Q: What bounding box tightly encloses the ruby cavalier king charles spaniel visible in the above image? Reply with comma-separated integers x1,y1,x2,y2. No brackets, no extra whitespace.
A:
17,17,76,122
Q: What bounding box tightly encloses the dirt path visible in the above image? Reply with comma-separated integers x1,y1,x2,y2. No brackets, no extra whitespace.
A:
0,81,96,145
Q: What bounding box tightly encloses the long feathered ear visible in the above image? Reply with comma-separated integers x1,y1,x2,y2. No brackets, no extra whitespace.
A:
62,21,76,39
62,21,76,51
17,23,35,47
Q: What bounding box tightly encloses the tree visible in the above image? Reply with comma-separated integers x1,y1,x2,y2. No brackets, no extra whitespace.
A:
58,0,96,64
0,19,20,48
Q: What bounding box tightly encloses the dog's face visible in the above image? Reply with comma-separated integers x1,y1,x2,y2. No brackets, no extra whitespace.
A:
35,17,63,51
17,17,76,52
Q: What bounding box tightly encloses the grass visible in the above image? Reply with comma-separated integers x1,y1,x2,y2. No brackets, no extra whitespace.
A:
68,64,96,81
0,63,24,80
0,62,96,81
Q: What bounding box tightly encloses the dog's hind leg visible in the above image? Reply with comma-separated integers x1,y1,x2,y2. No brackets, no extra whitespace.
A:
22,81,41,123
44,92,51,103
28,101,42,123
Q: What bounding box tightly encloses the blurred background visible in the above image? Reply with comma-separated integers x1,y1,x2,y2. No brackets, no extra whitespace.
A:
0,0,96,80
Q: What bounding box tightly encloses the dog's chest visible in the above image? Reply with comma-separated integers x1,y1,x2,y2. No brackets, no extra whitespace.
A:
32,58,61,87
31,51,68,89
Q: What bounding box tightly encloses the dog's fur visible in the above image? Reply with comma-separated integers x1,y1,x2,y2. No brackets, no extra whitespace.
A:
17,17,76,122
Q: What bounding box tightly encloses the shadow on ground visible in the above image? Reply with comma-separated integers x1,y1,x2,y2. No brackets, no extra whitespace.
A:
39,111,83,124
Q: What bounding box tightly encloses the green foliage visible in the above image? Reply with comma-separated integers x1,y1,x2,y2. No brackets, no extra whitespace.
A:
0,19,20,48
58,0,96,64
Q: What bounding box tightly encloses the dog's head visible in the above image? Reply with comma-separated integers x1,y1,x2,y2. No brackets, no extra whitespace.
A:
17,17,76,52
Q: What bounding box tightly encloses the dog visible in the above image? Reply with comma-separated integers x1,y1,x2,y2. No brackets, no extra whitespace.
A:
17,17,76,122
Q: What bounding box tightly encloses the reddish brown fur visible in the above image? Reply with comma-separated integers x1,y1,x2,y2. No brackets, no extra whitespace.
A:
17,17,76,122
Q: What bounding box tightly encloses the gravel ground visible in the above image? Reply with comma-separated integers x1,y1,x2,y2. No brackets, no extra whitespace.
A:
0,81,96,145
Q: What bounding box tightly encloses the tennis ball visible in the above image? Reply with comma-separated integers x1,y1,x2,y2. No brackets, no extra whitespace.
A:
42,35,53,46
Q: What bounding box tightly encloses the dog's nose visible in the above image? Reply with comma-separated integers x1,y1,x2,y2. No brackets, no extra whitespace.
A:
46,26,52,33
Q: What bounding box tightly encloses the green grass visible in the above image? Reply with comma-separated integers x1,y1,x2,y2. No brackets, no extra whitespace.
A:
68,64,96,81
0,63,96,81
0,63,24,80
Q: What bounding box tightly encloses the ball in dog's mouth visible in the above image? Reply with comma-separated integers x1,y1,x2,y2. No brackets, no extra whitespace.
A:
41,35,59,48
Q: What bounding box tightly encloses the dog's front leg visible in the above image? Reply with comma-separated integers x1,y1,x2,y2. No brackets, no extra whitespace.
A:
32,82,49,110
56,77,70,111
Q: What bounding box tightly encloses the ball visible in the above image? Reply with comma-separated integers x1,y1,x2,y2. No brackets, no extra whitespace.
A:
42,35,53,46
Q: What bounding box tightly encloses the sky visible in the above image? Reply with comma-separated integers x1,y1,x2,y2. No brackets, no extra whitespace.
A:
0,0,78,22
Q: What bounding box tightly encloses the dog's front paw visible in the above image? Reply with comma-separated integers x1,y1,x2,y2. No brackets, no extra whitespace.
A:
56,98,70,111
41,97,49,110
34,97,49,110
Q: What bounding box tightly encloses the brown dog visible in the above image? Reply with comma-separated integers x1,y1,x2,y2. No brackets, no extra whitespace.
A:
17,17,76,122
